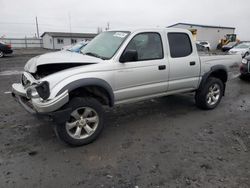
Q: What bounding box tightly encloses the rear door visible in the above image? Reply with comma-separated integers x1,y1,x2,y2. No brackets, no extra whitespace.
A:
167,32,201,91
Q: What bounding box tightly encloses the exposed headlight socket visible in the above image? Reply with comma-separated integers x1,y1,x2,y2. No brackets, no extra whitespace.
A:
35,81,50,100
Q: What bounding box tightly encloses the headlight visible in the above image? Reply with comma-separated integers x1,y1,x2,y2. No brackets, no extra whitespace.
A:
242,59,248,64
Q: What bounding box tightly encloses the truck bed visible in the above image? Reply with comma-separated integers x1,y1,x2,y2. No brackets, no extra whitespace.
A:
200,54,242,80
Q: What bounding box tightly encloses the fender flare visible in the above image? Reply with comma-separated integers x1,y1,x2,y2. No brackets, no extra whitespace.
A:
199,65,228,91
56,78,114,106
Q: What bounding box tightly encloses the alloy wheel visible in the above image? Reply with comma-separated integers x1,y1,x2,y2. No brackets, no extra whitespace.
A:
206,83,221,106
66,107,99,140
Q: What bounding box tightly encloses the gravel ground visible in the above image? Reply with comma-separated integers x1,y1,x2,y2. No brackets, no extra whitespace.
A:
0,48,250,188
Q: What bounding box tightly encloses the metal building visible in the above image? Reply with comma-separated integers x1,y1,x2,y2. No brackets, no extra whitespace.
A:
168,23,235,50
41,32,97,49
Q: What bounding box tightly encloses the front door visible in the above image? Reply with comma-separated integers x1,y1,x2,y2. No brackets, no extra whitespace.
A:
114,32,169,102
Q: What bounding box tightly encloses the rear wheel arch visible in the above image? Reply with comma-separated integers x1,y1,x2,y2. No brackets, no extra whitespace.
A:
199,65,228,90
57,78,114,107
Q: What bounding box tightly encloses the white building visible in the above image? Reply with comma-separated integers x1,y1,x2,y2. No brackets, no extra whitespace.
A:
168,23,235,50
41,32,97,49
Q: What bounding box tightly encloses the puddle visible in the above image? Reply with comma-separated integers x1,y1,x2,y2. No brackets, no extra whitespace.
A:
0,70,23,76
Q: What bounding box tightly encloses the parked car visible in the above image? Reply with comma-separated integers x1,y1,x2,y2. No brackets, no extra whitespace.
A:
67,41,89,53
239,56,250,80
197,41,211,51
196,43,209,53
222,41,238,52
228,42,250,58
0,41,13,58
12,28,242,146
61,41,88,52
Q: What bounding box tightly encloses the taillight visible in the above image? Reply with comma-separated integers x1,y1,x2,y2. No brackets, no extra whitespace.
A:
7,44,11,48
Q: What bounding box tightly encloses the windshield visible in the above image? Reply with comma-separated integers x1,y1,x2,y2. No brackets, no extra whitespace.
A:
234,43,250,49
81,31,130,60
226,42,236,46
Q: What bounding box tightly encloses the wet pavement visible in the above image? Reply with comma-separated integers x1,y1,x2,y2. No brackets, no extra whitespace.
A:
0,49,250,188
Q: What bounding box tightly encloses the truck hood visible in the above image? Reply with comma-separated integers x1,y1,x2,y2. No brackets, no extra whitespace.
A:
24,51,101,73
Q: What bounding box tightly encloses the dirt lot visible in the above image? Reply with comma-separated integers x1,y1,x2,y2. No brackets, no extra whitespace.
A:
0,48,250,188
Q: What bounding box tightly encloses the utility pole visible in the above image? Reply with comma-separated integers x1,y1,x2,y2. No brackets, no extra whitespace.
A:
68,13,72,33
105,22,110,31
68,12,72,43
35,16,39,38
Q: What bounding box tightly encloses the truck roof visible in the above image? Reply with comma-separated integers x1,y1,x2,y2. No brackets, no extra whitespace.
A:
108,27,191,34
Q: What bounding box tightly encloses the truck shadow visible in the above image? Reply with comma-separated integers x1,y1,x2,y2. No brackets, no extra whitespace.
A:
105,94,197,127
37,94,199,147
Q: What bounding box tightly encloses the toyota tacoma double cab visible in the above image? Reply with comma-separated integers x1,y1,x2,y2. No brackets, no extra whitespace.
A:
12,28,241,146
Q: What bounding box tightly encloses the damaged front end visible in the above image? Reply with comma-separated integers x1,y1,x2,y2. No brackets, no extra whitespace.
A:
12,71,69,114
12,50,102,120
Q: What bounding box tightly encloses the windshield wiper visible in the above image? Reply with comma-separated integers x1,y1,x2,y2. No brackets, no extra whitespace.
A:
84,52,106,60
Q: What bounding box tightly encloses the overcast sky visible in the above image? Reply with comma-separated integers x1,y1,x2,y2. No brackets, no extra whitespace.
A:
1,0,249,40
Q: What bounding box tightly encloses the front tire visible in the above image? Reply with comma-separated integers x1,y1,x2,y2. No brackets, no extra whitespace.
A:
55,97,104,146
239,74,249,81
195,77,224,110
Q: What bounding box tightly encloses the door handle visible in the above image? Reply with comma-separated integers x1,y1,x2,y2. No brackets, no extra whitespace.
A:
190,61,196,66
158,65,166,70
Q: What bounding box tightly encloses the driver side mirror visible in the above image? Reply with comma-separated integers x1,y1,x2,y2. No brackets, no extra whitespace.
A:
120,50,138,63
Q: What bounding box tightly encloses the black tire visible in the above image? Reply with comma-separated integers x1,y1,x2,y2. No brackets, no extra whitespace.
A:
0,51,4,58
55,97,104,146
195,77,224,110
239,74,249,81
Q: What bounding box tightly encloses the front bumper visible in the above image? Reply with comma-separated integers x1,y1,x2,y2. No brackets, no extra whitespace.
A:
12,83,69,113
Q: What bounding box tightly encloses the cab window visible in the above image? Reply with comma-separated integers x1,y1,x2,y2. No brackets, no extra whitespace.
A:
124,32,164,61
168,33,192,58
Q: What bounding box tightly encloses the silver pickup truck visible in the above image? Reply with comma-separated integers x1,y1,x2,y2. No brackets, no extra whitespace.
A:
12,28,241,146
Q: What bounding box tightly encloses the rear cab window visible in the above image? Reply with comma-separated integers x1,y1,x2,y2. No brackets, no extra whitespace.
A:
167,33,193,58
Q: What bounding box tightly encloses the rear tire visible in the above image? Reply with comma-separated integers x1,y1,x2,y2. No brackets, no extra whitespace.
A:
55,97,104,146
195,77,224,110
239,74,249,81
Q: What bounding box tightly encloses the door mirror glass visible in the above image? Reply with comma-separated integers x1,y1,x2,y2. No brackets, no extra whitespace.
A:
120,50,138,63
